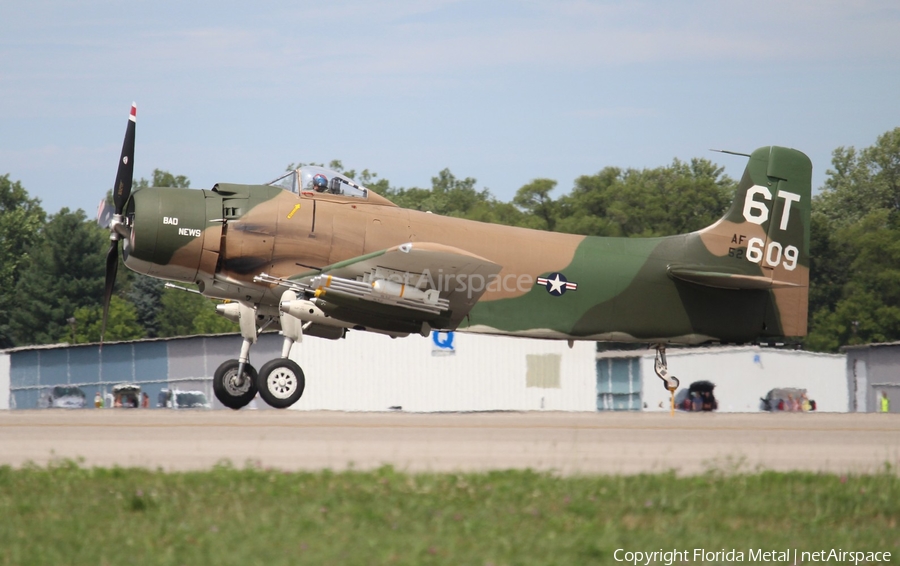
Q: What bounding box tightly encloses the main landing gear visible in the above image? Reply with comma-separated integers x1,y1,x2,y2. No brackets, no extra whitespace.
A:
212,291,306,410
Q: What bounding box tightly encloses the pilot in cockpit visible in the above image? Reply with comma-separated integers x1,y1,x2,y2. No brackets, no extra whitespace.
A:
313,173,329,193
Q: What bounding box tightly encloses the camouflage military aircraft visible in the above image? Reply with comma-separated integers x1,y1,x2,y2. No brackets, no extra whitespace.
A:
101,104,811,410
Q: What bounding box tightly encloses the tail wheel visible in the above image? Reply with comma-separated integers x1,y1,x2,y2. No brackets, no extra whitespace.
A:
213,359,258,410
257,359,305,409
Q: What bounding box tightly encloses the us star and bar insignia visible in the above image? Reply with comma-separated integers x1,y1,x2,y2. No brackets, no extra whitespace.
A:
536,272,578,296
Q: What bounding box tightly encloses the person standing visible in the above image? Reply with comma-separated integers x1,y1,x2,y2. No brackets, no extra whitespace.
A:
880,391,890,413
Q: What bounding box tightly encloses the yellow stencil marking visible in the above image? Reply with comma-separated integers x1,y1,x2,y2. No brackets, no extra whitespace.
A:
287,204,301,219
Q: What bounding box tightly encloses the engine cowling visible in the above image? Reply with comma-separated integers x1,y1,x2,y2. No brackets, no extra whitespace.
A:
123,187,222,284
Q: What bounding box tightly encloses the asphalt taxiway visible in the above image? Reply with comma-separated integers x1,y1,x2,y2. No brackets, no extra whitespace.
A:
0,411,897,475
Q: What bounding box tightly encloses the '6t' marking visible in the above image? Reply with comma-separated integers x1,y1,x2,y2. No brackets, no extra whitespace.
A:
742,185,800,230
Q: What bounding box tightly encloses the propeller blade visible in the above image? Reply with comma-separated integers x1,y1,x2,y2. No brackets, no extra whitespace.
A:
113,103,137,215
100,240,119,344
102,102,136,345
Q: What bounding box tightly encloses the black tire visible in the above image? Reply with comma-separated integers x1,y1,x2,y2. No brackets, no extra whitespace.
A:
213,359,258,410
257,358,305,409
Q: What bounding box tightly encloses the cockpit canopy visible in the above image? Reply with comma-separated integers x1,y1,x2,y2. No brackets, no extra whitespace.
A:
267,166,368,199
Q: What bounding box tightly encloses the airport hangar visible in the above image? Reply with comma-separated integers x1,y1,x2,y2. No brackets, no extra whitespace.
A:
843,342,900,413
0,331,849,413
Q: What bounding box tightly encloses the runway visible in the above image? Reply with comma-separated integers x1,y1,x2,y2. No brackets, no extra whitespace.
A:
0,410,897,475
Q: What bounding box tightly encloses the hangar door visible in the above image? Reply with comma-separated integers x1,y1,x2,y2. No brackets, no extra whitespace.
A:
596,357,642,411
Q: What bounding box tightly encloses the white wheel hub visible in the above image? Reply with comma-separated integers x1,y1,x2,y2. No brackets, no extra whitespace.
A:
266,367,298,399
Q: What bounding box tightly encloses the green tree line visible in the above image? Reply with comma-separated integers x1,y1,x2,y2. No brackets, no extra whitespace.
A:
2,128,898,351
0,170,238,348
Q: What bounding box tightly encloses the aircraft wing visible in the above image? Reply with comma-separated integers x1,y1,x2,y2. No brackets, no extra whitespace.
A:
262,242,502,331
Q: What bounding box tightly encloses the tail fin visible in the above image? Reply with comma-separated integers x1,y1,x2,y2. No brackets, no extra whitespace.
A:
692,146,812,337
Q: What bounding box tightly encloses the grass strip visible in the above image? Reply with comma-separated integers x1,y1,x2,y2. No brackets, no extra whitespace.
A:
0,461,897,565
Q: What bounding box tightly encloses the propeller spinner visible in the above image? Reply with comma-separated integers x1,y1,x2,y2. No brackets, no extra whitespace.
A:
100,103,137,343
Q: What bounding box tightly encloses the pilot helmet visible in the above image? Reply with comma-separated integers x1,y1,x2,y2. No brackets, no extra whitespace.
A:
313,174,328,191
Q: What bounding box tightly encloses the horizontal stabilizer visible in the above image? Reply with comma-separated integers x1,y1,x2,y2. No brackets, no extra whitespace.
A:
668,266,800,290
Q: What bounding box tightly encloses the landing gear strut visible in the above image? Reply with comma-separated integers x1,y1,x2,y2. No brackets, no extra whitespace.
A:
653,344,680,392
213,301,262,410
255,290,306,409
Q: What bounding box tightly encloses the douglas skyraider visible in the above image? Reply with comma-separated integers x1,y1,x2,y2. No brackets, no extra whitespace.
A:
100,104,811,410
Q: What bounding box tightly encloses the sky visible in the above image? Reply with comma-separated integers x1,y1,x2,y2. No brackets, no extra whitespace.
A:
2,0,900,215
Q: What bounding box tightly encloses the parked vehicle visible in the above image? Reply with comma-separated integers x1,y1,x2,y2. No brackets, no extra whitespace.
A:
158,388,211,409
39,386,86,409
675,380,718,412
112,384,141,408
761,387,815,412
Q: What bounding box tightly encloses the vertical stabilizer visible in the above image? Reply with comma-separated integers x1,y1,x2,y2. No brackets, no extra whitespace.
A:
697,146,811,337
